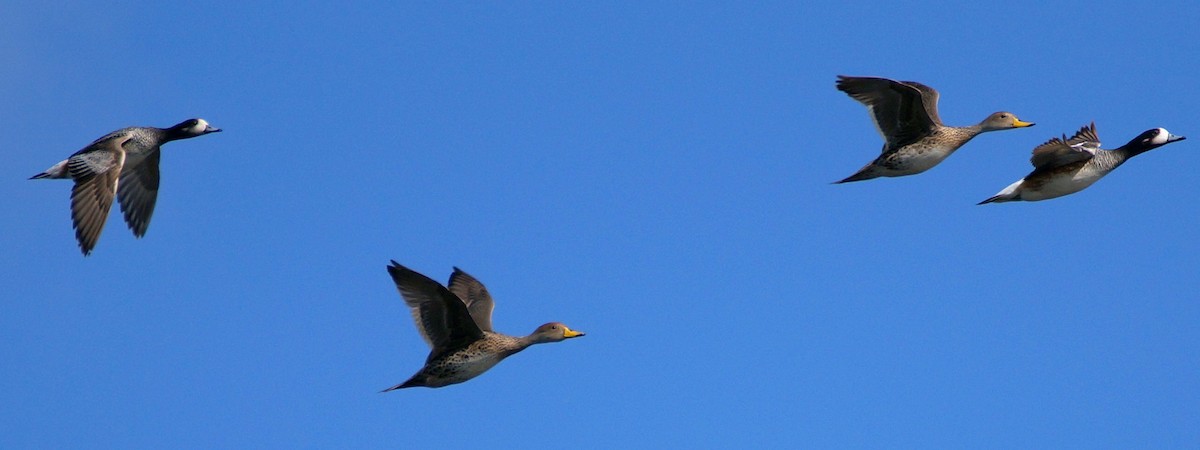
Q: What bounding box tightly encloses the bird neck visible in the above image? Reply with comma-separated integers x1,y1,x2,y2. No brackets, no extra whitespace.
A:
1115,143,1153,160
1089,149,1128,172
160,126,198,142
966,122,995,134
515,334,547,351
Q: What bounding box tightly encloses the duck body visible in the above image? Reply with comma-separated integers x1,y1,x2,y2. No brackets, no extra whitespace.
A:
842,126,980,181
31,128,155,183
980,124,1185,204
834,75,1034,183
109,126,166,168
391,332,527,389
990,161,1109,202
384,261,584,391
30,119,221,255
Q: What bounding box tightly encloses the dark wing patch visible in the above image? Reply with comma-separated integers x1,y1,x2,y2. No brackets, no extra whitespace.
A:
117,149,161,237
1063,122,1101,151
387,261,485,360
1030,123,1099,169
836,75,939,152
899,80,944,126
447,267,496,332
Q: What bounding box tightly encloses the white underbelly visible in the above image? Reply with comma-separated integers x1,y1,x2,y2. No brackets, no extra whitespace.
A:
1024,171,1105,201
904,150,950,173
446,353,506,381
883,146,954,175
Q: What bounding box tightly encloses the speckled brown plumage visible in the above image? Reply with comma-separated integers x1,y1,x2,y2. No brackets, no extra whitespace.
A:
834,75,1034,183
383,261,585,390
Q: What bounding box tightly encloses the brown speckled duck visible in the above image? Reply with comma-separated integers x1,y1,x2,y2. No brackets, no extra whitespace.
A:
383,261,585,391
834,76,1034,183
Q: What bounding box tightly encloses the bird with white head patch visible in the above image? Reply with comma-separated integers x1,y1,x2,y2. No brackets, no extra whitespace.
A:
979,123,1185,204
30,118,222,255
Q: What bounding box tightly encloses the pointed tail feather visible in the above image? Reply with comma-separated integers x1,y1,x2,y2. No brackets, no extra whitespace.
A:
833,168,877,184
380,382,416,392
978,179,1024,205
30,160,69,180
977,195,1004,205
380,376,424,392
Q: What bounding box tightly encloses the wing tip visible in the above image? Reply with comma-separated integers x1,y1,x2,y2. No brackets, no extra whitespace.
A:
387,260,405,274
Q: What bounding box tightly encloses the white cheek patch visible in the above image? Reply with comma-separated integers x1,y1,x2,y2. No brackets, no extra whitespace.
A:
1151,128,1170,145
188,119,210,134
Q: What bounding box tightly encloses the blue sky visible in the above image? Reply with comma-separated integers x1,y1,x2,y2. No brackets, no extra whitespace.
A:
3,1,1198,448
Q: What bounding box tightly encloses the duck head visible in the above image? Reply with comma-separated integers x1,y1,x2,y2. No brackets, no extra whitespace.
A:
1122,127,1185,156
979,112,1035,131
529,322,585,343
168,118,222,140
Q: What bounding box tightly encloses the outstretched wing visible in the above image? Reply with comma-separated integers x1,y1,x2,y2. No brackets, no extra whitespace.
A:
836,75,940,152
447,267,496,332
899,80,944,127
117,149,161,237
387,261,484,358
67,136,128,255
1030,123,1099,169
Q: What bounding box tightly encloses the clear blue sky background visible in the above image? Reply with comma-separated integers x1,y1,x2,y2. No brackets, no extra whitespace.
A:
3,1,1198,448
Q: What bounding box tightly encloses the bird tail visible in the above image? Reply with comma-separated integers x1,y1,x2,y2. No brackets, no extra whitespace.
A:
832,164,878,184
830,168,878,183
380,376,424,392
977,180,1023,205
30,160,69,180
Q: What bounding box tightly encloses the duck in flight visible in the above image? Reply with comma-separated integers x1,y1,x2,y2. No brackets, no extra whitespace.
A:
979,123,1185,204
30,119,221,255
834,76,1034,183
383,261,585,390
